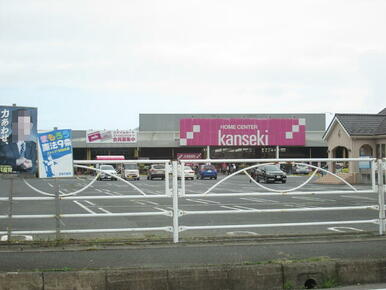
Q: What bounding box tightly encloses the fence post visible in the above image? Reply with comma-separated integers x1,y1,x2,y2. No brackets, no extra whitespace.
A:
7,177,15,242
371,159,377,193
172,161,179,243
378,159,385,235
165,162,171,196
55,178,61,240
180,161,185,197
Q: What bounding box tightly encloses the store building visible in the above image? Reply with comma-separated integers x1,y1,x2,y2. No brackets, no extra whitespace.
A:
72,113,328,160
323,108,386,177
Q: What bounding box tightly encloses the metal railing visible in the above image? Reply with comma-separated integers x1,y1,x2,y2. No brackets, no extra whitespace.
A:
0,158,384,243
177,158,384,242
0,160,173,241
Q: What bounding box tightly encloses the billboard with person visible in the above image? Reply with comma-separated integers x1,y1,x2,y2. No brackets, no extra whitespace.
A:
0,106,38,175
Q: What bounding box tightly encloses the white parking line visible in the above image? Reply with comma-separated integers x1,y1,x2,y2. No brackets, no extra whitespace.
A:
84,200,96,206
221,206,241,210
105,191,122,196
153,207,168,212
73,201,96,214
342,195,377,201
102,189,119,196
153,190,166,195
98,207,112,214
47,183,54,188
186,199,210,205
240,197,279,203
194,198,220,204
143,201,159,206
102,192,115,196
233,205,257,210
328,227,364,233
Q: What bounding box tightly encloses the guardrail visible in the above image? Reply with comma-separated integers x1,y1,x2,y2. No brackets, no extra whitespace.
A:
177,158,384,242
0,160,174,241
0,158,384,243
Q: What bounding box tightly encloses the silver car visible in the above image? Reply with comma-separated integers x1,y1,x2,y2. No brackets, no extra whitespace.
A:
98,165,118,181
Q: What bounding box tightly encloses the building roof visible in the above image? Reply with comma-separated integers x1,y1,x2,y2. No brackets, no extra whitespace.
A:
324,108,386,139
378,108,386,115
335,114,386,136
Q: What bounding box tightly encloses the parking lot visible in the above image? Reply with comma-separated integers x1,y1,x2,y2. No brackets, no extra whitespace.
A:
0,173,382,241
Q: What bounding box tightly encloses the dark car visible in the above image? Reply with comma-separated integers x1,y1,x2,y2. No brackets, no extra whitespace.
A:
197,165,217,180
147,164,166,180
255,165,287,183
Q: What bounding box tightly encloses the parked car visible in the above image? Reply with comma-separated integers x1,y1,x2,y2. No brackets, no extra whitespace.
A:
294,164,311,175
98,165,119,181
197,164,217,180
255,165,287,183
147,164,166,180
177,165,195,180
122,163,140,180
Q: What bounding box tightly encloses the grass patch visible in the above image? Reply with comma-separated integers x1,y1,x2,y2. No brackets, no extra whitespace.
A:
320,278,339,288
283,281,294,290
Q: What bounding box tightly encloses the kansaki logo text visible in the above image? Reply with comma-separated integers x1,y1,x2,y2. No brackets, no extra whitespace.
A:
218,130,269,146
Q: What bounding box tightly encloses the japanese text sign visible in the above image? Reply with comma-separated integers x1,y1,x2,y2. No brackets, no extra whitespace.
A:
38,129,73,178
86,129,137,143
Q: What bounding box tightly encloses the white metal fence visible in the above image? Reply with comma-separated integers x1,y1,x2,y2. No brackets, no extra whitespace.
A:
0,158,384,243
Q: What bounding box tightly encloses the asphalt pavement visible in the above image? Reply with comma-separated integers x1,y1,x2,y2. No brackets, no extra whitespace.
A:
0,233,385,272
0,174,382,241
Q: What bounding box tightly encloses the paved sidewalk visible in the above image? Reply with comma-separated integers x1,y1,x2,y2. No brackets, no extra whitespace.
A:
1,234,386,272
326,283,386,289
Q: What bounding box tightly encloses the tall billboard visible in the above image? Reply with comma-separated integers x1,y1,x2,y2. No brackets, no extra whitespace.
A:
179,118,306,146
38,129,74,178
0,106,38,175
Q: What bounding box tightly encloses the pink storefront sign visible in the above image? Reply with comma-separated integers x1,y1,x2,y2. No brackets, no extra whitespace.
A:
179,118,306,146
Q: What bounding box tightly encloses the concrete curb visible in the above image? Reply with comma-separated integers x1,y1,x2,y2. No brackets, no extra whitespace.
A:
1,258,386,290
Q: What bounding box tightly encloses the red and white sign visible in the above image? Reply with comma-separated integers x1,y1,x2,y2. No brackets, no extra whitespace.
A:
86,130,137,144
179,118,306,146
176,153,202,160
96,155,125,160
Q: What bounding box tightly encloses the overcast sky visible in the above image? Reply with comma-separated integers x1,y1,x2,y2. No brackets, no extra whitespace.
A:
1,0,385,130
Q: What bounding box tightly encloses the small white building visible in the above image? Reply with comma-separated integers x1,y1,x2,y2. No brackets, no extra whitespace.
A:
323,108,386,182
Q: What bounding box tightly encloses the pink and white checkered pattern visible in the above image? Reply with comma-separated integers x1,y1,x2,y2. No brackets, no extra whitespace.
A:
180,125,201,146
285,118,306,140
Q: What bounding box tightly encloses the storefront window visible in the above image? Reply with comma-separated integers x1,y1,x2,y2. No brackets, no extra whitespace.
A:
359,144,373,157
